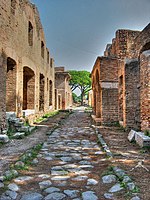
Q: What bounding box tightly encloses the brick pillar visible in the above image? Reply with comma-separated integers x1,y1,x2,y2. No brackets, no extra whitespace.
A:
95,87,101,118
140,51,150,130
125,59,140,130
0,51,7,131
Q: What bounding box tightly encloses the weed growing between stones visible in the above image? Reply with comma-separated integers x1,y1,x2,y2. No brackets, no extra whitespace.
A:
144,129,150,137
9,143,43,173
34,111,59,123
101,165,115,176
102,166,140,199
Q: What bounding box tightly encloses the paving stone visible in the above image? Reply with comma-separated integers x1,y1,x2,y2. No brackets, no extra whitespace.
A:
44,187,61,194
51,166,64,170
5,190,18,200
8,183,19,191
20,192,43,200
64,189,80,198
14,176,33,183
82,156,91,160
123,176,132,183
127,182,136,190
56,181,67,187
79,161,91,165
87,178,98,185
79,165,94,169
51,176,70,181
0,134,9,143
104,193,114,199
12,132,25,139
113,167,126,178
82,191,98,200
102,175,117,183
95,151,103,155
0,176,5,182
60,156,72,162
44,192,66,200
72,175,88,181
0,194,11,200
44,156,53,161
51,170,68,175
38,174,50,179
75,170,90,175
63,164,78,169
5,170,18,178
0,182,4,188
39,180,52,189
108,183,124,193
131,196,141,200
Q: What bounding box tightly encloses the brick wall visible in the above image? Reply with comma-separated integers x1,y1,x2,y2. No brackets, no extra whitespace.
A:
100,57,118,81
101,88,118,124
140,51,150,130
125,59,141,130
0,51,7,131
55,67,72,110
0,0,55,129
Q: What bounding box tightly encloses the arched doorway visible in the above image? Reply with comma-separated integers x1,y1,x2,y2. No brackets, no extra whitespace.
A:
6,57,17,112
23,67,35,110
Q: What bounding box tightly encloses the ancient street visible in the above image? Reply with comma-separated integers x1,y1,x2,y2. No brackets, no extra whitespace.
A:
0,108,110,200
0,108,150,200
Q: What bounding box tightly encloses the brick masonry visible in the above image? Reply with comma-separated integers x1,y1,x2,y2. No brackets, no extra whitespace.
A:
55,67,72,110
0,0,72,130
91,57,118,124
91,24,150,131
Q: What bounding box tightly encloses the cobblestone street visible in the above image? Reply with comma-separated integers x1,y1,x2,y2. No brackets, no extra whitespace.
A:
0,108,110,200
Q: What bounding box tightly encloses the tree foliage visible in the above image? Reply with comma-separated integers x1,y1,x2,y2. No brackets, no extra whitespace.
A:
68,70,91,105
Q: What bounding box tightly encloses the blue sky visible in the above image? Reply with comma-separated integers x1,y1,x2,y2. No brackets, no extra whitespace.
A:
30,0,150,72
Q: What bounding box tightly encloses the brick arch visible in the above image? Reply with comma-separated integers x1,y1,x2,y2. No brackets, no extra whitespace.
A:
23,66,35,110
6,57,17,112
140,42,150,55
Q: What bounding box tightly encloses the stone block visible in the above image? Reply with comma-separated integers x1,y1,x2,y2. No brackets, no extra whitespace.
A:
0,134,9,143
17,126,29,132
28,126,36,133
135,132,150,147
12,132,25,139
6,112,16,119
128,129,136,142
14,121,24,127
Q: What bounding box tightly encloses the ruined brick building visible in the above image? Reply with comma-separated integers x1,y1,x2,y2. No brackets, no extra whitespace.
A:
91,24,150,131
0,0,72,132
55,67,72,110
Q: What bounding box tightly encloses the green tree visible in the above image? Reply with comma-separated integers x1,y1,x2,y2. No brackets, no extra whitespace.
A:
69,70,91,105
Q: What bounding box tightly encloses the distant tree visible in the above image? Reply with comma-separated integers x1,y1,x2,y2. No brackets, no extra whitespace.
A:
72,93,81,103
69,70,91,105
